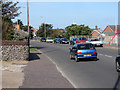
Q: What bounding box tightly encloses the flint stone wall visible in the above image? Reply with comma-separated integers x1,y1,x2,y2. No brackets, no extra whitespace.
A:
2,41,29,61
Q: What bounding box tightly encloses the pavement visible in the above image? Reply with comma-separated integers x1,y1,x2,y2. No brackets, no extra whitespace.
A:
20,51,74,88
2,61,28,88
30,40,120,88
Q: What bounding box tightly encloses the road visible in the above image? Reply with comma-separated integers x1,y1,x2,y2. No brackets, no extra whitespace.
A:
31,40,120,88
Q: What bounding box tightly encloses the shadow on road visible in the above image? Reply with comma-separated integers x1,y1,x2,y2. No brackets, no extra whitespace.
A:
113,72,120,90
77,58,99,63
29,52,41,61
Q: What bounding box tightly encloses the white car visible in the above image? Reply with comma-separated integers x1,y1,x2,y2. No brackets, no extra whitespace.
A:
46,38,54,43
87,38,103,47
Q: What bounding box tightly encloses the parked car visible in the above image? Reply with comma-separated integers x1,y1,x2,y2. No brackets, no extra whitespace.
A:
76,37,87,43
69,43,97,62
87,38,103,47
70,38,77,45
41,37,46,42
54,38,60,43
46,38,54,43
59,38,69,44
115,55,120,72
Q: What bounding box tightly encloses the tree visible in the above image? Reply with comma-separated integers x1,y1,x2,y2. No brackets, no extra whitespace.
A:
65,24,93,39
14,19,23,30
23,25,33,32
1,1,21,40
1,1,21,20
37,23,53,37
22,25,33,38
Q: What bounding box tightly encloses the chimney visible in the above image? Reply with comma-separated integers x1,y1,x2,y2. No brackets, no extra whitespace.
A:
95,25,98,30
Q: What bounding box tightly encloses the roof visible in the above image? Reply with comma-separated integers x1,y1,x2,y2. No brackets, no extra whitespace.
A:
91,30,101,34
103,32,114,36
108,25,120,31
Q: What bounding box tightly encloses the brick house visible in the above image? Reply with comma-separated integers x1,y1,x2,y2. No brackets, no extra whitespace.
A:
91,25,102,38
91,30,101,37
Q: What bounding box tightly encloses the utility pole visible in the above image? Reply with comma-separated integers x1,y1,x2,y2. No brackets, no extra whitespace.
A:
27,0,30,60
27,0,29,34
44,23,46,38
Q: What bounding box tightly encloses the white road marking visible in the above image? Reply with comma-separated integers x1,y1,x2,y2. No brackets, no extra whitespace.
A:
99,53,113,58
104,55,113,58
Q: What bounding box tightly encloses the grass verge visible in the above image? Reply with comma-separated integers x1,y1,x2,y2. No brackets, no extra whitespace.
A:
30,47,38,51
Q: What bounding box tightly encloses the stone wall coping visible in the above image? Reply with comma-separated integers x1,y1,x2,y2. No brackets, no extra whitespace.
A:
2,40,29,46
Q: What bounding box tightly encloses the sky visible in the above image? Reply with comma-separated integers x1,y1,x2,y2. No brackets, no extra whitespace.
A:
13,2,118,30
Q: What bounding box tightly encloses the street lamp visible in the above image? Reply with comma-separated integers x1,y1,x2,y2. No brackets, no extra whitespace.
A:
40,16,46,38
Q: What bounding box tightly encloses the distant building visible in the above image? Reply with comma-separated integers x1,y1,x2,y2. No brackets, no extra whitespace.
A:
32,28,38,37
91,25,102,38
102,25,120,36
102,25,120,45
14,24,20,30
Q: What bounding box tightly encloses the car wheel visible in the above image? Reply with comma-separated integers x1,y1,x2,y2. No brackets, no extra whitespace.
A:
101,44,103,47
75,55,79,62
70,54,74,60
116,60,120,72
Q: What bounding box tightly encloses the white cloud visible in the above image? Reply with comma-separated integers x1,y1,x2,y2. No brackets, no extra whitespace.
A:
12,0,120,2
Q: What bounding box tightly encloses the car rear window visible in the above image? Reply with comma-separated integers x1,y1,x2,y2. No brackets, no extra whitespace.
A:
79,38,87,40
77,44,95,50
48,38,52,39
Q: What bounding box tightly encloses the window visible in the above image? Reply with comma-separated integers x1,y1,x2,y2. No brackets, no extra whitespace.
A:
91,39,99,41
79,37,87,40
78,44,95,50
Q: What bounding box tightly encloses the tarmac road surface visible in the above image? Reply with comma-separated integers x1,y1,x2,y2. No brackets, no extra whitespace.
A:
30,40,120,88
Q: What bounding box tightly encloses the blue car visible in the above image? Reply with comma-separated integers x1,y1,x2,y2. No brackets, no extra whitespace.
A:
70,38,77,45
54,38,60,43
70,43,97,62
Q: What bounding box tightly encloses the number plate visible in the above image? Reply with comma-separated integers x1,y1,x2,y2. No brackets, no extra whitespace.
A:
84,54,91,56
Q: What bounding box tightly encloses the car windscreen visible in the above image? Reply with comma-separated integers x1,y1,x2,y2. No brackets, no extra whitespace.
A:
91,39,99,41
41,38,46,40
63,38,68,41
79,38,87,40
77,44,95,50
56,38,60,41
71,38,77,41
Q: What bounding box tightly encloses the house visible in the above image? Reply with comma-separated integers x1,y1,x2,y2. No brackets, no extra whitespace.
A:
14,24,20,30
102,25,120,36
102,25,120,45
32,28,38,37
91,25,102,38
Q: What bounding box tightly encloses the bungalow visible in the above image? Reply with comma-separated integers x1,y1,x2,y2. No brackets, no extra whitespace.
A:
91,25,102,38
